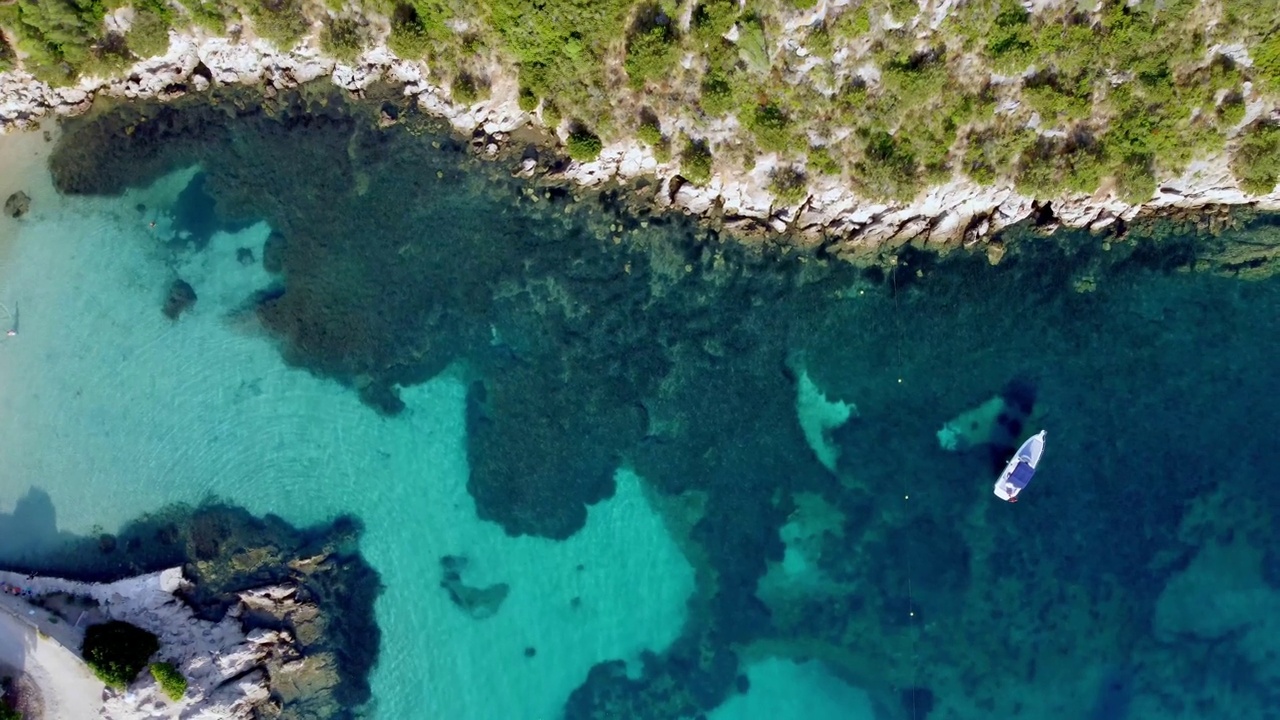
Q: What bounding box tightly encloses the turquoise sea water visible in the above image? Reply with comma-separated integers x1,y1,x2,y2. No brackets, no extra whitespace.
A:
1,91,1279,720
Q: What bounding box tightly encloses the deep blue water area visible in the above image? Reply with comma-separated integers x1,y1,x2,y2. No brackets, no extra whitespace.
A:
5,83,1280,719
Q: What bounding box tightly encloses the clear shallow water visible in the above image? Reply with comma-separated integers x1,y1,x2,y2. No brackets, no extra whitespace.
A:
1,95,1279,720
0,140,694,718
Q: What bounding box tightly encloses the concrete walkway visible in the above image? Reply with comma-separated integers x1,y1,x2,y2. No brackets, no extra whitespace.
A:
0,585,104,719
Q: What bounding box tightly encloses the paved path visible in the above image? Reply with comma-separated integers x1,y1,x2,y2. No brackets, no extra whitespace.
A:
0,587,104,719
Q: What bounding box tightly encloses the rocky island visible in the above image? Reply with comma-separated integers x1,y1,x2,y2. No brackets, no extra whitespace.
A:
2,0,1280,260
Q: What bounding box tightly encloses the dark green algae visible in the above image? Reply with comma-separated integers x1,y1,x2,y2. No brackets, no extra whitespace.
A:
41,80,1280,719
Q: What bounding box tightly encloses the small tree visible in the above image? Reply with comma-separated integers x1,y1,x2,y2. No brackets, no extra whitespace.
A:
81,621,159,689
566,129,604,161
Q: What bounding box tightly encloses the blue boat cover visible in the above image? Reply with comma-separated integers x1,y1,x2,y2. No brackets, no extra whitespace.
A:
1009,461,1036,489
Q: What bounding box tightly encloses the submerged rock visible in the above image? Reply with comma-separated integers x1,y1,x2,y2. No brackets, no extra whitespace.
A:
4,190,30,218
163,278,198,319
439,555,509,620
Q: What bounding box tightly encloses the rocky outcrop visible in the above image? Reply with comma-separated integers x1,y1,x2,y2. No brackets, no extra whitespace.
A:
0,567,331,720
439,555,509,620
2,30,1279,262
3,190,29,218
163,278,198,319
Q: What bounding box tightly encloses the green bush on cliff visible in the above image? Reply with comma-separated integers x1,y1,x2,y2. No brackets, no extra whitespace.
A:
9,0,110,84
680,137,713,184
0,702,21,720
769,165,808,206
0,33,14,73
1255,32,1280,89
743,103,794,154
149,662,187,701
81,621,160,689
624,15,678,89
127,0,175,59
242,0,310,50
1231,122,1280,194
566,128,603,161
320,16,366,63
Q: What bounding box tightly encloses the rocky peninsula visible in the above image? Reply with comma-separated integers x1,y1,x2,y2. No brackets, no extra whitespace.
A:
0,498,380,720
3,0,1280,263
0,567,326,720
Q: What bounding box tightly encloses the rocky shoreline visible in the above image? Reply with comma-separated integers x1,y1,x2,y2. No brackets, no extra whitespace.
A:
0,497,380,720
3,29,1280,264
0,567,331,720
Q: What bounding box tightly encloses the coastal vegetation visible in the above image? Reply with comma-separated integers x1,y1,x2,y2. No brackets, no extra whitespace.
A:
2,0,1280,202
149,661,188,701
81,620,160,689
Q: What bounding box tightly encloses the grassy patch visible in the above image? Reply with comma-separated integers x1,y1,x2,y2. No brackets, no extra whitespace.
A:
1231,122,1280,194
149,662,187,702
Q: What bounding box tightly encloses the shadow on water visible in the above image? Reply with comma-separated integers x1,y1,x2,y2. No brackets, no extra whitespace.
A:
0,486,381,719
42,83,1280,719
0,488,80,563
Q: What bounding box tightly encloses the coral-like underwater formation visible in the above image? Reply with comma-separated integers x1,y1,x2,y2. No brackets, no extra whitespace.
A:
42,82,1280,719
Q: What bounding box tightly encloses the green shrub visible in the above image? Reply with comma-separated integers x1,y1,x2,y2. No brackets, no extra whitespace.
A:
1231,122,1280,194
854,128,919,201
320,16,365,62
566,128,603,161
149,662,187,702
769,165,808,206
0,33,14,72
624,18,678,89
984,0,1032,69
542,101,562,129
637,121,662,146
692,0,737,43
744,103,793,154
385,2,438,59
0,702,20,720
807,146,841,176
126,8,171,58
82,621,159,689
1255,32,1280,89
1218,94,1245,127
699,71,739,116
11,0,110,84
517,86,539,112
173,0,226,33
245,0,310,50
680,137,713,184
884,0,917,22
829,6,870,40
452,73,488,104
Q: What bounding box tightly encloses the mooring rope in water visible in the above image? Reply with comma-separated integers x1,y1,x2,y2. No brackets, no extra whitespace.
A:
892,255,922,720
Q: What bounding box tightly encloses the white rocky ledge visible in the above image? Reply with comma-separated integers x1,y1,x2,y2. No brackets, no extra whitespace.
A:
3,31,1280,262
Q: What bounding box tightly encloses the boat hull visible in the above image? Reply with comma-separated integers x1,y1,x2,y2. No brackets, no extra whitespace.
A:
994,430,1046,502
